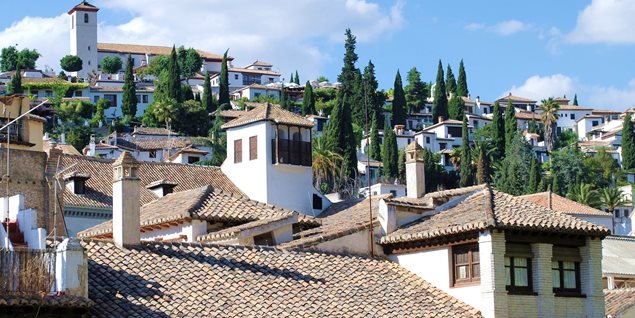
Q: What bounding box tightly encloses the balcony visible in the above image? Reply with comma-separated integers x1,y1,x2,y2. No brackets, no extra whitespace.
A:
271,138,312,166
0,249,57,295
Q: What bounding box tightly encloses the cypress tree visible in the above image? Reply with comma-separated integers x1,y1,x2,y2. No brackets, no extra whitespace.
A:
446,64,457,96
405,67,427,114
397,150,406,184
202,72,215,113
492,101,505,158
448,95,465,120
121,54,137,118
302,81,315,115
279,85,288,109
337,29,364,136
289,73,294,84
392,70,407,126
622,113,635,170
8,69,22,95
294,71,300,84
476,142,490,184
459,115,473,187
432,60,448,123
552,174,561,195
218,49,230,107
381,127,398,180
369,112,381,161
504,100,518,151
572,94,578,106
456,59,469,97
527,156,541,194
529,118,538,133
325,94,357,179
167,46,181,102
363,60,381,126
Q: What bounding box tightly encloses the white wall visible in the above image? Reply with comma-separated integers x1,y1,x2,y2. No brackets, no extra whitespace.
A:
70,10,98,78
314,229,374,256
557,109,592,131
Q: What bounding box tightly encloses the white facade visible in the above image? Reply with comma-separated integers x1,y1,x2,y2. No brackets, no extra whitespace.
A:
359,183,406,198
576,116,604,141
69,7,98,78
556,108,593,133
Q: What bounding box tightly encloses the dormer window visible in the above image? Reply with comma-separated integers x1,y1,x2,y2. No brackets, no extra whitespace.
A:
146,180,178,197
64,172,91,195
84,13,89,23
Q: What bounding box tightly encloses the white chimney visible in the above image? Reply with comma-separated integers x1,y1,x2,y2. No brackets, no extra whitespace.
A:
55,238,88,297
88,134,96,157
405,141,425,198
112,151,140,248
60,132,66,145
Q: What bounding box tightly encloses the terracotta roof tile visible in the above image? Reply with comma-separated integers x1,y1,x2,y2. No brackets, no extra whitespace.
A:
519,191,610,216
97,43,226,61
497,94,537,103
605,288,635,317
82,239,481,317
132,127,177,136
221,103,314,129
0,294,93,309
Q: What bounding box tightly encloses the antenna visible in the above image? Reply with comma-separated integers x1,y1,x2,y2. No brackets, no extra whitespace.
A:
364,76,374,258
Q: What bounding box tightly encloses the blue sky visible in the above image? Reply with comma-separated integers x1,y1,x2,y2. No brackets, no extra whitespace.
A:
1,0,634,109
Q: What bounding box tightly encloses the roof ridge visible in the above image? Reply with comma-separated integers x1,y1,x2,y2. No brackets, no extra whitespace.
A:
484,185,497,227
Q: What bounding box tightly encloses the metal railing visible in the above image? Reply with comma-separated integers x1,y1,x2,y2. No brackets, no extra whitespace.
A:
0,249,56,295
271,138,312,166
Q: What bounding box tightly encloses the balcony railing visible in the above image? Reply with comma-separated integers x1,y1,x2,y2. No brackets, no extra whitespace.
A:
0,249,56,295
271,138,312,166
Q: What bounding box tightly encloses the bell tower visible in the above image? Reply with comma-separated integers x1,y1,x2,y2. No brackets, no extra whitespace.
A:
68,1,99,79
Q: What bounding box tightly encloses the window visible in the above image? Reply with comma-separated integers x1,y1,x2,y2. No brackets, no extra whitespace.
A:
187,156,200,164
625,209,630,218
149,150,157,159
234,139,242,163
253,232,275,246
136,95,141,102
426,137,430,144
249,136,257,160
570,114,576,120
254,92,261,97
243,74,261,85
142,95,148,103
552,246,581,295
74,180,85,195
439,142,447,150
234,74,239,80
88,45,91,51
93,95,100,103
84,13,89,23
269,77,274,83
88,60,91,66
592,121,599,126
75,90,83,97
390,190,397,196
104,94,117,106
505,243,533,293
614,209,621,218
452,244,480,286
312,194,322,210
447,126,462,138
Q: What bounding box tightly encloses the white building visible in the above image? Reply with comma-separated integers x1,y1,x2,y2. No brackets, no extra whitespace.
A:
69,1,99,78
230,83,281,101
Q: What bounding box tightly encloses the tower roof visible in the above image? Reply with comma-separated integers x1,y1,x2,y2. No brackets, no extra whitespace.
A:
112,151,138,168
68,1,99,15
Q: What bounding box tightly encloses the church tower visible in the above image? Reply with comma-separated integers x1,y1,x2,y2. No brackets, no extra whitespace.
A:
68,1,99,79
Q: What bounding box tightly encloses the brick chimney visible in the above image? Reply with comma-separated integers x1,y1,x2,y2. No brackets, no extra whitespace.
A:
112,151,140,248
405,141,425,198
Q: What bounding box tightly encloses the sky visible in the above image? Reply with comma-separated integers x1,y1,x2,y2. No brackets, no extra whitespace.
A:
0,0,634,109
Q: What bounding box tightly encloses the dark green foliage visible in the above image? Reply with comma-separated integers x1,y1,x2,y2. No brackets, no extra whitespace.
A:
432,60,448,123
491,101,505,158
397,150,406,184
552,175,560,195
8,70,22,95
456,59,469,97
177,46,203,79
572,94,578,106
369,113,381,161
121,55,137,118
65,125,94,152
493,135,533,195
0,46,40,71
337,29,364,128
351,70,365,125
381,127,399,180
219,49,230,107
583,147,620,189
550,146,586,196
554,129,578,149
167,46,182,102
90,99,107,127
172,100,210,136
325,94,357,179
279,85,289,109
504,101,517,151
422,147,458,192
302,82,316,115
459,116,473,187
405,67,427,114
101,56,122,74
392,70,407,126
206,115,227,166
528,157,541,194
181,84,194,101
60,55,83,72
57,71,67,80
294,71,300,84
448,95,465,120
475,141,491,184
363,61,384,127
445,64,457,96
202,73,215,113
528,118,538,133
622,113,635,170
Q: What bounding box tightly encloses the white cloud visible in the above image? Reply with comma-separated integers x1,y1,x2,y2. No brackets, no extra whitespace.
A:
505,74,575,101
586,79,635,109
566,0,635,44
0,0,404,79
464,20,531,36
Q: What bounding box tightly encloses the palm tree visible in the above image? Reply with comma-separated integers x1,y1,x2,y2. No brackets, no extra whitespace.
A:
566,183,601,209
449,148,461,171
312,136,343,191
538,98,559,152
153,98,176,129
599,187,631,234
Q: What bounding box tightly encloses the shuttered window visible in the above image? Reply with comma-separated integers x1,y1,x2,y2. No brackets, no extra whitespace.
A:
452,244,480,286
234,139,242,163
249,136,257,160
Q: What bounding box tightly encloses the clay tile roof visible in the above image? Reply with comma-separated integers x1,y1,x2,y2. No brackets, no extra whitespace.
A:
96,43,227,61
132,127,177,136
112,150,137,167
114,137,194,151
0,294,93,309
197,213,297,242
497,94,537,103
384,184,487,209
221,103,314,129
57,154,242,209
514,112,541,120
605,288,635,317
68,1,99,14
77,186,294,238
228,67,281,76
246,60,273,67
81,239,481,317
558,105,594,111
518,191,610,216
217,109,249,119
43,139,81,156
381,187,609,245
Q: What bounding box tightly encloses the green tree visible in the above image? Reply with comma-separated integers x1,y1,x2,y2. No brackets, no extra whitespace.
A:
90,99,107,127
177,46,203,79
279,85,289,109
493,135,533,195
504,100,518,151
572,94,578,106
101,56,122,74
405,67,427,114
381,127,398,180
369,112,381,161
317,76,329,82
172,100,210,136
474,140,491,184
445,64,457,96
294,70,300,84
567,184,601,209
432,60,448,123
363,61,383,128
167,46,182,102
312,136,344,190
153,97,177,129
0,46,40,71
121,55,137,118
392,70,407,126
550,146,586,196
539,98,560,152
60,55,83,73
65,125,94,152
397,150,406,184
57,71,67,80
202,72,216,113
583,147,619,189
456,59,469,97
7,70,22,95
325,94,357,179
528,118,538,134
622,113,635,170
600,187,630,219
459,115,473,187
491,101,505,158
527,157,541,194
302,81,316,115
448,95,465,120
338,29,364,128
218,49,230,107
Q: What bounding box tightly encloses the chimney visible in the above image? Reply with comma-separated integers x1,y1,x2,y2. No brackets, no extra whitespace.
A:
112,151,140,248
438,116,444,123
88,135,96,157
404,141,425,198
476,96,480,103
55,238,88,297
60,132,66,145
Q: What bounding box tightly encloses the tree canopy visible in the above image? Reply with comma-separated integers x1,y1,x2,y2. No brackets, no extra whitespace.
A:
391,70,407,126
218,49,230,108
60,55,83,72
121,55,137,118
456,59,469,97
0,46,40,71
432,60,448,123
405,67,427,114
101,56,122,74
622,113,635,170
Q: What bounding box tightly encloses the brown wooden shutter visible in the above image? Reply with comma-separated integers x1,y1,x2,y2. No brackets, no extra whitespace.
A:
234,139,242,163
249,136,257,160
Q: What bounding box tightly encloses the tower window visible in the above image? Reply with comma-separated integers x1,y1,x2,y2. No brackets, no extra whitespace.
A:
84,13,89,23
88,46,91,51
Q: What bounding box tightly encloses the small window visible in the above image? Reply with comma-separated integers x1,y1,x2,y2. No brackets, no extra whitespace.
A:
93,95,100,103
249,136,257,160
592,121,598,126
234,139,242,163
74,180,86,195
390,190,397,196
505,251,532,293
136,95,141,102
234,74,239,80
88,45,91,51
84,13,89,23
88,60,91,66
312,194,322,210
426,137,430,144
142,95,148,103
452,244,480,286
552,246,581,296
625,209,630,218
187,156,200,164
253,232,275,246
149,150,157,158
75,90,83,97
570,114,576,120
